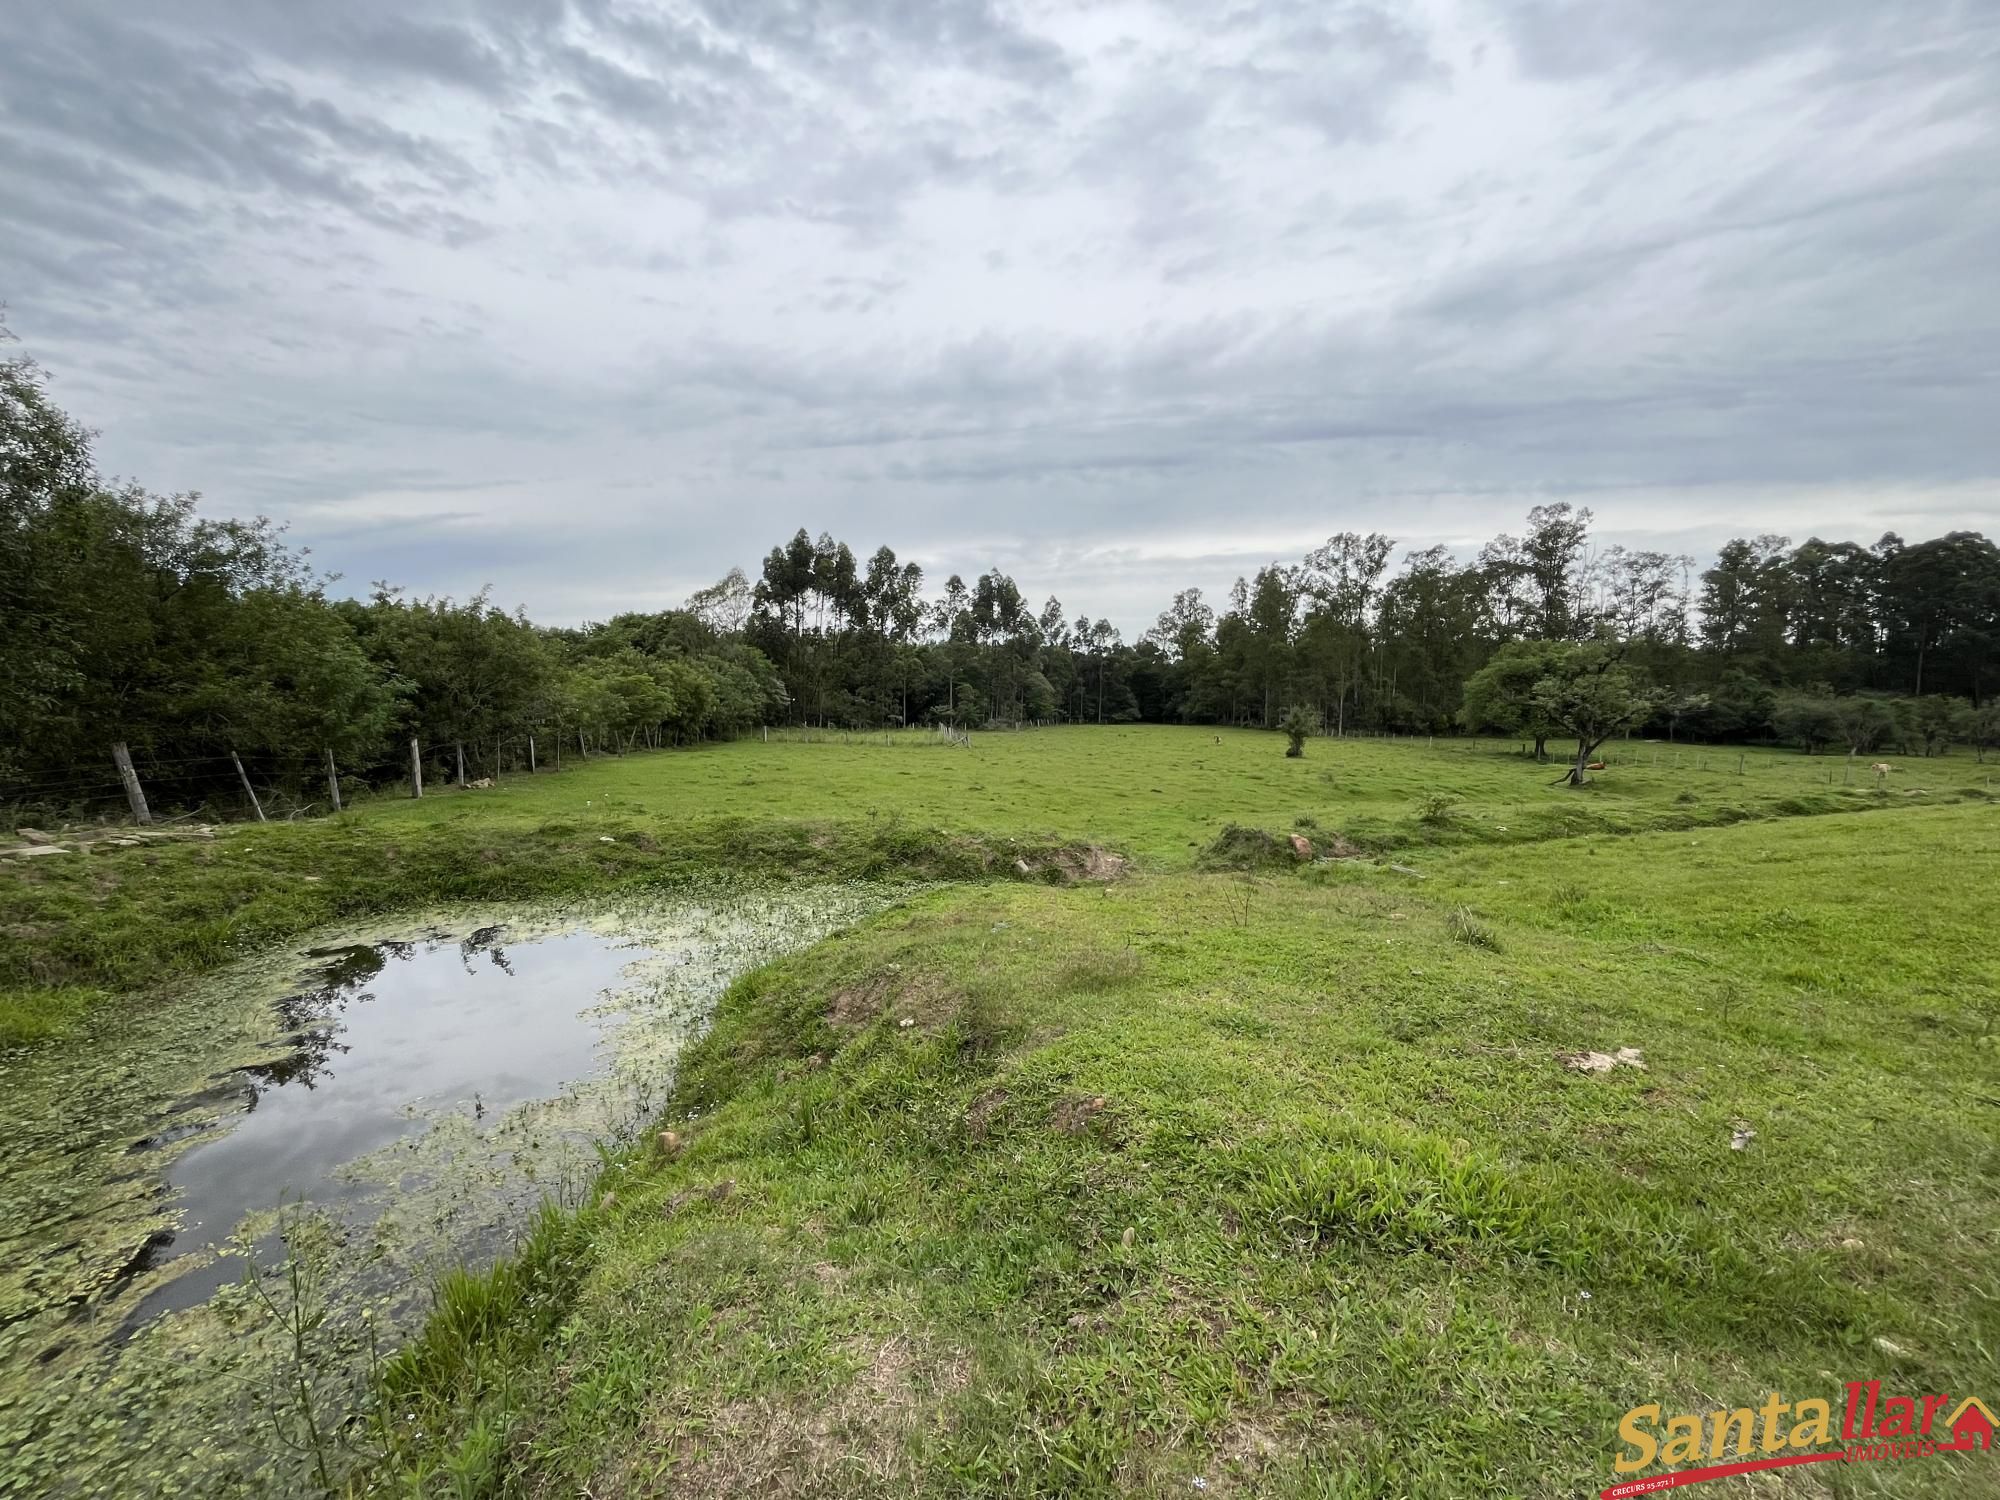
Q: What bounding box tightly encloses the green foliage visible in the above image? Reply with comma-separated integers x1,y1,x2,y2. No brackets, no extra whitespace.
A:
1526,642,1658,781
1772,692,1843,753
1277,705,1314,756
1414,793,1459,826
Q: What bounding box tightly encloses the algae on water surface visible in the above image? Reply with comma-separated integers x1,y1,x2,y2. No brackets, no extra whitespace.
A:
0,882,905,1499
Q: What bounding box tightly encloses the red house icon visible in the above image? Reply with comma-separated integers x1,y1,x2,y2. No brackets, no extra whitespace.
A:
1947,1398,1995,1451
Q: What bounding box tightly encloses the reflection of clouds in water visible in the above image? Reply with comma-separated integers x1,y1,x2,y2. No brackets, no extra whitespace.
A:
0,879,911,1500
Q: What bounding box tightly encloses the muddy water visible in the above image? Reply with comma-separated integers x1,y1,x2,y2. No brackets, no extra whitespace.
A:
0,885,901,1499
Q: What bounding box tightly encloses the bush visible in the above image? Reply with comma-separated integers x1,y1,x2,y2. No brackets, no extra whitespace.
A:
1279,706,1315,758
1414,794,1459,827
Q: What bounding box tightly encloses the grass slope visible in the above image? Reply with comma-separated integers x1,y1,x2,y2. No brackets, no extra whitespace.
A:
373,799,2000,1498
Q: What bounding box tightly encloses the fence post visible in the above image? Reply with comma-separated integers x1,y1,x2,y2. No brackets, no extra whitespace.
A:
111,742,152,826
231,749,267,822
410,737,424,798
326,747,343,813
529,735,537,773
456,742,467,787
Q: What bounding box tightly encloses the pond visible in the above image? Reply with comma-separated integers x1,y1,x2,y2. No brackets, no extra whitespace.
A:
123,924,656,1330
0,885,901,1498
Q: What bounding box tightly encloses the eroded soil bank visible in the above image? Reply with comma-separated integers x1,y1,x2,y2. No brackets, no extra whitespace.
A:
0,883,905,1498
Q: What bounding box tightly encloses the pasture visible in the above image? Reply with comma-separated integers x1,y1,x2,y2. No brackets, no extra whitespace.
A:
2,728,1997,1497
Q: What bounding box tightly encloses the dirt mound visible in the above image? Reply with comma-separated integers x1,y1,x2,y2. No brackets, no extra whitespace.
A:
1007,843,1128,883
1201,824,1363,869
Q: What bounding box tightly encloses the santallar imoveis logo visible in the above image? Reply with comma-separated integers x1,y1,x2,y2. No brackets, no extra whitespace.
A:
1602,1380,1995,1496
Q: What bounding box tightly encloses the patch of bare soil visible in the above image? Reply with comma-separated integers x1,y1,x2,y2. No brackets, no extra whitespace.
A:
624,1337,968,1499
1050,1093,1110,1135
964,1086,1009,1140
826,976,893,1027
827,970,962,1031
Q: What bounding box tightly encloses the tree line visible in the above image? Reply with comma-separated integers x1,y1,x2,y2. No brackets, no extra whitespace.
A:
4,332,1997,816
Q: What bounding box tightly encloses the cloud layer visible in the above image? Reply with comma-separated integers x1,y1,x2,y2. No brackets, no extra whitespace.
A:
4,0,1996,630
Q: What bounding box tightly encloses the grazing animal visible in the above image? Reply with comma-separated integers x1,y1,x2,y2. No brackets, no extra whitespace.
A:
469,777,495,789
1871,762,1892,776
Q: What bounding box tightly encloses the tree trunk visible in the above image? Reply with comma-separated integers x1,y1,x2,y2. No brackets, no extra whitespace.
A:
1532,734,1547,762
325,747,342,813
456,742,467,787
410,737,423,798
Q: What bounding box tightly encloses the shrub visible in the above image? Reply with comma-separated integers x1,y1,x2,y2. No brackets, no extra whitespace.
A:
1279,706,1315,757
1414,794,1459,827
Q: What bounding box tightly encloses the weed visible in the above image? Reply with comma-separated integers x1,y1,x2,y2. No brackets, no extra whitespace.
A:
1444,905,1500,950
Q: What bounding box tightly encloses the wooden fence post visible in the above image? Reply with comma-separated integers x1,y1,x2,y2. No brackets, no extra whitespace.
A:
326,747,343,813
529,735,537,773
111,742,152,826
231,749,267,822
410,737,424,798
456,742,467,787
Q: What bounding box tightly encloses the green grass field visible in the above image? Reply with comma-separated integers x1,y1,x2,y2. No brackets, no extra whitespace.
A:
7,728,1987,1047
345,724,1996,867
5,729,1998,1496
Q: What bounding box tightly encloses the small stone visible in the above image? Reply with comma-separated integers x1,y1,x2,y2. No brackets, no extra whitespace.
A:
1873,1335,1910,1358
1730,1124,1757,1151
658,1129,683,1157
1288,833,1313,860
16,828,54,845
598,835,616,843
598,1191,618,1212
1120,1226,1136,1248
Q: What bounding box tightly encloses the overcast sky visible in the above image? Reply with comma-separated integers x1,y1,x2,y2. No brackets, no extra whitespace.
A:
3,1,1996,633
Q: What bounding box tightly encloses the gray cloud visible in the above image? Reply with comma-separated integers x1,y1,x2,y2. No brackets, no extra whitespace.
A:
1,0,1996,633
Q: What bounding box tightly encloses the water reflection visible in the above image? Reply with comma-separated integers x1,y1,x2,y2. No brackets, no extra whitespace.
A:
122,925,646,1328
